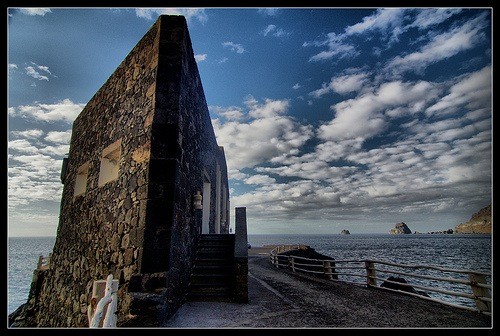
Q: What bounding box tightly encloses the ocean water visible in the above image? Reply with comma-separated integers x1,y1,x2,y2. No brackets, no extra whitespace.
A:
8,236,56,315
7,234,491,314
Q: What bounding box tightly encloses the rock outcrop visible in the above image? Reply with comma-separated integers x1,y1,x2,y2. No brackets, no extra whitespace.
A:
380,276,429,297
341,229,350,234
389,222,412,234
454,204,492,234
280,247,337,281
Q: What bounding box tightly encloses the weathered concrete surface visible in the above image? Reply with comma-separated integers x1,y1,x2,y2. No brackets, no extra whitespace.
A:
164,253,492,328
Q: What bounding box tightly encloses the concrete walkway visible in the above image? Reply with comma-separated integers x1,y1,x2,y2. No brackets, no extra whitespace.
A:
164,249,491,328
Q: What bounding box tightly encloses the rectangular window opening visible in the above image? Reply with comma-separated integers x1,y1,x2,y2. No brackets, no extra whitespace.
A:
98,139,122,187
74,161,90,198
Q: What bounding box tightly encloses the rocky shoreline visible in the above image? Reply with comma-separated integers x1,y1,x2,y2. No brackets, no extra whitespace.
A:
454,204,491,234
389,204,492,235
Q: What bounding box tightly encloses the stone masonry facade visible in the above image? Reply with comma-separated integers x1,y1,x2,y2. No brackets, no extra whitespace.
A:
18,15,230,327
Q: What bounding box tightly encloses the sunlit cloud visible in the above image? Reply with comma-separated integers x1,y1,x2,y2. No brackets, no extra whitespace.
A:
135,8,207,23
19,8,52,16
9,99,85,123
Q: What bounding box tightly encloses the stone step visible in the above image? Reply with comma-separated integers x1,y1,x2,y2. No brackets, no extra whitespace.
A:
198,241,234,247
198,241,234,248
195,250,234,259
191,264,233,275
188,284,232,296
186,291,232,302
190,274,233,285
193,260,232,268
187,234,236,302
197,244,233,250
199,234,235,241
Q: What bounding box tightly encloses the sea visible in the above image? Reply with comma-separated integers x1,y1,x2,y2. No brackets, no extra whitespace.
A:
7,234,492,315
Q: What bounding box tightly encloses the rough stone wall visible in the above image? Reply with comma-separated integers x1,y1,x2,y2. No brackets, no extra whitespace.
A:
14,15,230,328
34,19,161,327
149,15,231,323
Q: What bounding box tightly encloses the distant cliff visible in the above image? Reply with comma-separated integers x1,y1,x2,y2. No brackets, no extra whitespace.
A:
389,222,412,234
455,204,492,234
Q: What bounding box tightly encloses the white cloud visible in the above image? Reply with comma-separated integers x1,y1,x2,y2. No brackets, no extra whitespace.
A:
310,72,369,98
305,9,407,62
25,66,49,81
8,153,65,206
262,24,290,38
384,12,488,76
258,8,279,16
9,64,18,70
407,8,462,30
292,83,301,90
318,80,438,141
44,131,72,144
222,41,245,54
244,174,276,185
426,66,491,117
135,8,207,23
307,34,359,62
8,139,40,155
10,129,44,139
263,24,276,36
305,9,486,68
211,105,245,121
219,78,489,228
211,97,313,171
24,63,53,81
345,8,407,45
19,8,51,16
8,127,70,211
9,99,85,123
245,95,289,118
39,145,70,157
36,65,52,75
195,54,207,62
218,57,228,64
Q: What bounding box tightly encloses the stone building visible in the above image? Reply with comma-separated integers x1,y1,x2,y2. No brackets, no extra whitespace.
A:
10,15,247,328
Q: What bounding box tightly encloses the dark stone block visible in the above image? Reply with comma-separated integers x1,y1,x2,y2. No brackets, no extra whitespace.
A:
148,159,177,183
151,124,179,158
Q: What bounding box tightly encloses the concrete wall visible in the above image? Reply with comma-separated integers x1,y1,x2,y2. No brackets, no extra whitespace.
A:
27,15,230,327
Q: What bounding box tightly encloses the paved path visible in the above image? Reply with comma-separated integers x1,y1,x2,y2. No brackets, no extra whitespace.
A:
164,252,491,328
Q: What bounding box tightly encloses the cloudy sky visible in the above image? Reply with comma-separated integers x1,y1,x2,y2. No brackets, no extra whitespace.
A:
7,7,492,236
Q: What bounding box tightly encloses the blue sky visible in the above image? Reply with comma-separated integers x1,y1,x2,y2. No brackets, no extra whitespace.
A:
7,7,492,236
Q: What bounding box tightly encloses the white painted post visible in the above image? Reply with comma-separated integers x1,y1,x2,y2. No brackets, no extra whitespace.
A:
289,256,295,272
468,273,491,313
89,274,118,328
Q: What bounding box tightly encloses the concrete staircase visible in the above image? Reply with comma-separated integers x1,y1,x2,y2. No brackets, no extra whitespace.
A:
187,234,235,302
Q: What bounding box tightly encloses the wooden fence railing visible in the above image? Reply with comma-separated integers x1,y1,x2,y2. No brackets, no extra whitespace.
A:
269,245,491,315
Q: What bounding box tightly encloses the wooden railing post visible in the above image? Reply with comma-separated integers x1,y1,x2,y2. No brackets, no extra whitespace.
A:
468,273,491,313
323,260,333,280
365,261,377,287
289,256,295,272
